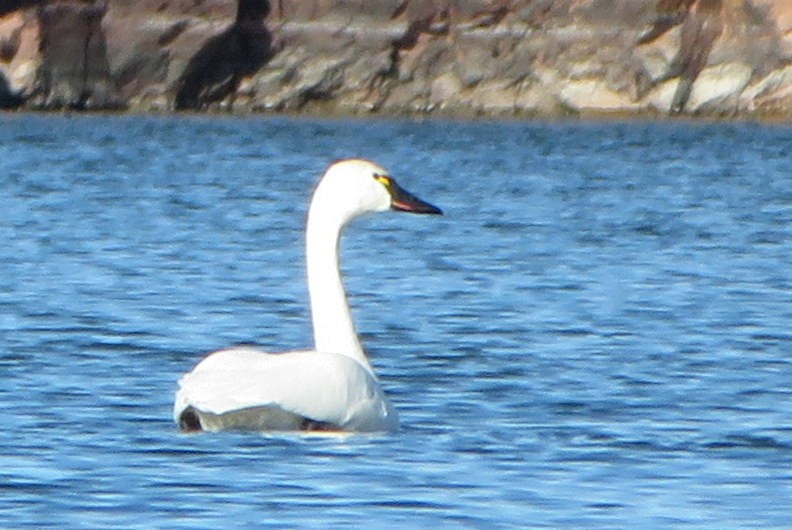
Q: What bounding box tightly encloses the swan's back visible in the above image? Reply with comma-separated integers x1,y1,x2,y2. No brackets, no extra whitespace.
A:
173,347,398,432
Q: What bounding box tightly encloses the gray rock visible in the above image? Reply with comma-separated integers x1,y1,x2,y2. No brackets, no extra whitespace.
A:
0,0,790,118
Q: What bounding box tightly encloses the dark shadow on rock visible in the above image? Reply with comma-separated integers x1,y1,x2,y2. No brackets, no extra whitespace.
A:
0,70,23,108
34,1,123,110
638,0,722,115
668,0,722,114
638,0,695,45
173,0,273,111
0,0,41,18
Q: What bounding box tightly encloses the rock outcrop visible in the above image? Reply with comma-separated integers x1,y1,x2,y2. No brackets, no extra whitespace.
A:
1,0,791,117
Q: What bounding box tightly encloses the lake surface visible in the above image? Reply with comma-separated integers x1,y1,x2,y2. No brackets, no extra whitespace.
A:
0,114,790,528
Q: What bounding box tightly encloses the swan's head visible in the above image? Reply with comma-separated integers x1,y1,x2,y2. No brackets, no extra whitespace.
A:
312,159,442,225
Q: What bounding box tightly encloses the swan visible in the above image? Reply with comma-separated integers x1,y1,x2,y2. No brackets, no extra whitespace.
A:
173,158,442,433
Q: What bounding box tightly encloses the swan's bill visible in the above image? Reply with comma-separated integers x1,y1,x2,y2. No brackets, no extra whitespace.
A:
375,174,443,215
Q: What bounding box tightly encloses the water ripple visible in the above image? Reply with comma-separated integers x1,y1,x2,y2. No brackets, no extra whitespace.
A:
0,116,790,528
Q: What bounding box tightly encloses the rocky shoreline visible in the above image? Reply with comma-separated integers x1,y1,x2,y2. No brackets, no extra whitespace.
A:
1,0,791,119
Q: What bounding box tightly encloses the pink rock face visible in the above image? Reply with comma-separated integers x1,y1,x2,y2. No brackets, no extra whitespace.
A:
35,2,119,109
0,10,37,106
0,0,790,117
753,0,792,55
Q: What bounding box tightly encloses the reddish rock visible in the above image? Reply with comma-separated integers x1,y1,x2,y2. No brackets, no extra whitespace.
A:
34,1,120,109
0,0,790,117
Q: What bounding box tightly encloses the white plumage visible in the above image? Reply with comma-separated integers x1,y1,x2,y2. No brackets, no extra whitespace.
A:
173,159,442,433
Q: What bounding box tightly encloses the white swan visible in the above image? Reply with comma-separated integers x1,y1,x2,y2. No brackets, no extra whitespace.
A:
173,159,442,433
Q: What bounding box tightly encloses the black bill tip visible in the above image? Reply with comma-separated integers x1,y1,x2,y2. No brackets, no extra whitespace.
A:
389,180,443,215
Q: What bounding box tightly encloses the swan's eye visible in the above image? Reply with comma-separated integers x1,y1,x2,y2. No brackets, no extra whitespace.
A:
374,174,392,189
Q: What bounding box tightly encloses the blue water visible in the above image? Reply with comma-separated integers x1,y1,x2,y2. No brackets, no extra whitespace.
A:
1,115,790,528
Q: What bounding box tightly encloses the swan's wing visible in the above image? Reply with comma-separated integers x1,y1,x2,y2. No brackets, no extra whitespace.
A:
173,347,396,431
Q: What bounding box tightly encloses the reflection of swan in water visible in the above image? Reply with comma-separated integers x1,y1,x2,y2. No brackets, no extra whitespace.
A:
173,159,442,433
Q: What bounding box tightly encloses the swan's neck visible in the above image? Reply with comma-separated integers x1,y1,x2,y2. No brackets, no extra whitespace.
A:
305,202,369,368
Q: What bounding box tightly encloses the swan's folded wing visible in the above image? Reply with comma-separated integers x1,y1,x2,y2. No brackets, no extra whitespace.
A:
173,347,396,431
